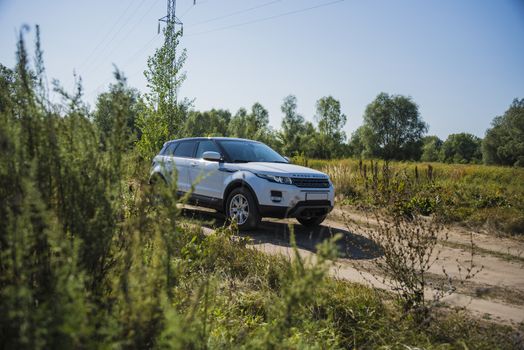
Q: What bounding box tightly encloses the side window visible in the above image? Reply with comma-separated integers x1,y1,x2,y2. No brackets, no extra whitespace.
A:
195,140,220,159
161,143,178,156
173,141,196,158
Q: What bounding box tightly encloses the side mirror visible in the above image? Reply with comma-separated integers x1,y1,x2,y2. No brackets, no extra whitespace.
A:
284,156,290,163
203,151,222,162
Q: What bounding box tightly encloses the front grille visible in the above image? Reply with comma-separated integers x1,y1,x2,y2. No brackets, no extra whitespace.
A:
291,177,330,188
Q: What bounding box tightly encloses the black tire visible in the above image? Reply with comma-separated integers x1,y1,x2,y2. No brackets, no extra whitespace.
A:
297,215,327,227
149,173,167,205
149,173,167,186
226,187,261,230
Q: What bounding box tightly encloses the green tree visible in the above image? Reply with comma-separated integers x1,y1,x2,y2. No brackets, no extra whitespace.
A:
482,98,524,166
228,107,249,138
249,102,278,147
314,96,347,158
279,95,306,157
348,126,375,158
440,133,482,164
251,101,269,128
420,135,443,162
94,66,142,146
0,65,15,116
361,92,427,160
182,109,231,137
301,121,320,158
136,25,189,159
228,102,274,143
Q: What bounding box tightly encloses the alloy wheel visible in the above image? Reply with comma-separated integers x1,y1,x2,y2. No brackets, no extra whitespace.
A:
229,193,249,225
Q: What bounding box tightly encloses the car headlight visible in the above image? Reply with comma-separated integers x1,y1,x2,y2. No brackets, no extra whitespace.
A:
255,173,293,185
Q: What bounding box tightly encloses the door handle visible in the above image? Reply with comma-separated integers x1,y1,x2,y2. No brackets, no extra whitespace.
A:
190,162,198,167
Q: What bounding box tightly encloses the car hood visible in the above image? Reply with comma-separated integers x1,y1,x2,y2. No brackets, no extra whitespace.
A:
227,162,329,178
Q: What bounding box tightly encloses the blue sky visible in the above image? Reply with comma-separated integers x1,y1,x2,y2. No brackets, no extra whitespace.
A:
1,0,523,139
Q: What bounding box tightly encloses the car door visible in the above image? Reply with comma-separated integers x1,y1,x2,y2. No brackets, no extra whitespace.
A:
171,140,197,193
158,142,178,182
190,140,225,199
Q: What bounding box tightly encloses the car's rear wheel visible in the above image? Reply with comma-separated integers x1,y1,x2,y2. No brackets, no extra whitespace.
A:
297,215,327,227
226,188,260,230
149,173,167,186
149,173,169,204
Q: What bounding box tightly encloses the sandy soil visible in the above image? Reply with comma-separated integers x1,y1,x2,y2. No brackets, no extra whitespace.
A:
184,205,524,326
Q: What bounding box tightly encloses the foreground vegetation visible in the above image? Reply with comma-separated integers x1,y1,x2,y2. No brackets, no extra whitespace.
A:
297,158,524,235
2,26,524,349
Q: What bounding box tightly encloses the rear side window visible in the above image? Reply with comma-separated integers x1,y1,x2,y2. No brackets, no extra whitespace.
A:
195,140,220,159
173,141,196,158
161,143,178,156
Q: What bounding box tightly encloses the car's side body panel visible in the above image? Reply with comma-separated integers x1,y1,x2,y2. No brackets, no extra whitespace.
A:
189,158,225,199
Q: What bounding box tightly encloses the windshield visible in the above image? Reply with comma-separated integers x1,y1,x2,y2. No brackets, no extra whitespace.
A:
217,140,288,163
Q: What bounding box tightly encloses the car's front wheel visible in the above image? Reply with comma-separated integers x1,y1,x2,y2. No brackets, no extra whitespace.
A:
297,215,327,227
226,188,260,230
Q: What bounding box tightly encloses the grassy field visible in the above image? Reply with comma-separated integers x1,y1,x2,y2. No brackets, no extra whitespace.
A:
296,157,524,235
123,221,523,349
3,26,524,349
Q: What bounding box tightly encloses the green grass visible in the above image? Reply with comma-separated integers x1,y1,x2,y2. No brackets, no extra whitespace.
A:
297,158,524,235
154,223,523,349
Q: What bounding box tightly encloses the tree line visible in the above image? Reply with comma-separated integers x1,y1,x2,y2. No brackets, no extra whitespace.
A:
18,23,518,166
94,74,523,167
4,25,520,168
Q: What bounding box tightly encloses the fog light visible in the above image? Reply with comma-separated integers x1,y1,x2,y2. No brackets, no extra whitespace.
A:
270,190,282,202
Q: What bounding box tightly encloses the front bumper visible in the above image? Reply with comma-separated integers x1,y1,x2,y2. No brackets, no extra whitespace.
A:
243,172,335,219
259,200,333,219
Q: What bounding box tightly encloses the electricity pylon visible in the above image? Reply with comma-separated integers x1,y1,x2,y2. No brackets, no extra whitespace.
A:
158,0,183,106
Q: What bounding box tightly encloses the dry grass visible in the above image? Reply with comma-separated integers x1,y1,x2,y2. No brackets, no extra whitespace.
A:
296,157,524,235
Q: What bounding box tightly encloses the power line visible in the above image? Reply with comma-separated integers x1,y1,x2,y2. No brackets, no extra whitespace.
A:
187,0,281,27
122,33,163,69
88,0,346,97
187,0,345,36
87,33,162,98
81,0,150,74
180,0,212,18
87,0,183,101
77,0,140,70
86,0,163,77
179,1,197,18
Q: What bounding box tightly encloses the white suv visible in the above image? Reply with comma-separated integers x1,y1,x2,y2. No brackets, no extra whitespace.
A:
150,137,335,229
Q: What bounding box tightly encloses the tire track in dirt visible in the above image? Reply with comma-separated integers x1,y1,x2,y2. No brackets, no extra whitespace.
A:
183,205,524,325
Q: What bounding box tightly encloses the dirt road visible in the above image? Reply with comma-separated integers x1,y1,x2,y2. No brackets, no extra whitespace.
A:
182,206,524,325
